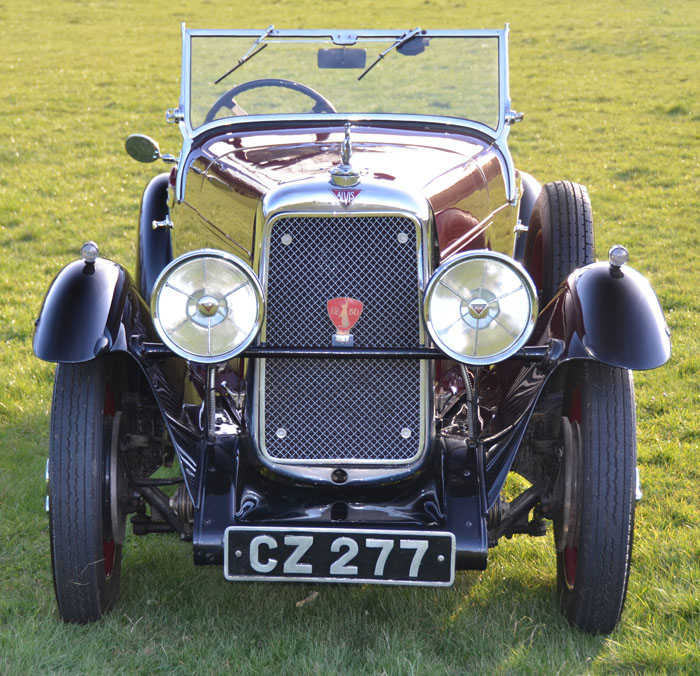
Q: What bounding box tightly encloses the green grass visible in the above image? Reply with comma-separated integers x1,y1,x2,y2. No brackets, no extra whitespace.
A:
1,0,699,673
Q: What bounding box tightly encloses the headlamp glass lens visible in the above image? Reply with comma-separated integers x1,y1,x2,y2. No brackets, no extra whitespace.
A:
425,252,537,364
153,251,263,362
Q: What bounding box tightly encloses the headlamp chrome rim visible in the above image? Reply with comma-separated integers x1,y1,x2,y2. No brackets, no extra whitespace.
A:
423,250,538,365
151,249,264,363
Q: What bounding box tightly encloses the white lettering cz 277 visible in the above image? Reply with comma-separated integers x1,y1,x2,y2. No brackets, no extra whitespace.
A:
224,527,455,586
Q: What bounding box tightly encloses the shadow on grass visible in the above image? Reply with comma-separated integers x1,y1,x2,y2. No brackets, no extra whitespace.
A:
110,536,607,674
1,410,607,674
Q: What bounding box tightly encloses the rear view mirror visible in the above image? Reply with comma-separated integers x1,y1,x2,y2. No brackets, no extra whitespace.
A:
125,134,176,164
317,48,367,69
125,134,161,163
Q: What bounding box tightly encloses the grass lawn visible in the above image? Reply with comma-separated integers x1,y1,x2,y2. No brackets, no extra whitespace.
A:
1,0,698,673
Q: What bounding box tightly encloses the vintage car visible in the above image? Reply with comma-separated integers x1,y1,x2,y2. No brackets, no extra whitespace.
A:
34,26,670,632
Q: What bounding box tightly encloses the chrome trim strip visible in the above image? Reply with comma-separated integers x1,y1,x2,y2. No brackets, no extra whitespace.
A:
496,23,517,203
187,28,504,37
175,23,192,201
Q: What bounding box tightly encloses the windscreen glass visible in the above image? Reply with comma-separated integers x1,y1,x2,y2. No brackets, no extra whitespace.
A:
189,33,500,130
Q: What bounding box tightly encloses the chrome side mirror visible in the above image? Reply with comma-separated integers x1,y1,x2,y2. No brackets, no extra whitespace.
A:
125,134,176,164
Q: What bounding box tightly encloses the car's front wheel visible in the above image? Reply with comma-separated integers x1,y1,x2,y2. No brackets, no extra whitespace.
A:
48,359,127,623
553,361,636,633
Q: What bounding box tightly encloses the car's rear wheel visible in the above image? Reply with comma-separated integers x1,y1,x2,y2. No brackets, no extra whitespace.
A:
524,180,594,304
553,361,636,633
48,359,127,623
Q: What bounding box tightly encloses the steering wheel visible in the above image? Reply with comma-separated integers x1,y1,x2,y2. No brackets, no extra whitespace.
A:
204,78,337,123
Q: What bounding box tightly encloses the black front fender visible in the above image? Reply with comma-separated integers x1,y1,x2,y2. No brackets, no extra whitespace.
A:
481,261,669,506
33,256,206,505
568,262,670,370
34,258,132,363
135,172,172,303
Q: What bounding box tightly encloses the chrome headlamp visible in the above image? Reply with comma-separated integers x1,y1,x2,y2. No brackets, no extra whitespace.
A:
151,250,264,363
423,251,537,365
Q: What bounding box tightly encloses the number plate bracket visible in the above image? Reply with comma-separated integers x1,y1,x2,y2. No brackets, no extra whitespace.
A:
224,526,455,586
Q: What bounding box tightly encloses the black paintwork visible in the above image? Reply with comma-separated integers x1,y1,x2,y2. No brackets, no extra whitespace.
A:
192,432,488,569
476,261,670,508
134,172,173,303
138,343,551,361
33,241,669,570
33,258,128,363
33,257,207,508
571,262,670,370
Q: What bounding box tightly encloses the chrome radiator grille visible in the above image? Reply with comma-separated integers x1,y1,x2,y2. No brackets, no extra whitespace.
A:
264,215,421,348
259,214,425,465
263,358,422,462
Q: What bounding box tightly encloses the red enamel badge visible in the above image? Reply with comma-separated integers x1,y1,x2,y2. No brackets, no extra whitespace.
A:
327,297,363,343
330,188,361,208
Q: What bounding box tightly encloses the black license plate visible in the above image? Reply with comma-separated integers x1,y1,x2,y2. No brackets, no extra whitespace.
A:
224,527,455,586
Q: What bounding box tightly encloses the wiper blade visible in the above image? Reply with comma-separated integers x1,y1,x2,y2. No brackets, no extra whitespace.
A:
214,25,274,84
357,27,423,81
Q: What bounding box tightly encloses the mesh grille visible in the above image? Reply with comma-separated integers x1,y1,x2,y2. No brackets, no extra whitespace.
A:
263,359,422,462
265,216,420,348
260,214,425,465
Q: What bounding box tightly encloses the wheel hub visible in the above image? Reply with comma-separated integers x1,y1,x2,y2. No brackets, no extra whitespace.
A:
558,416,581,589
108,411,126,547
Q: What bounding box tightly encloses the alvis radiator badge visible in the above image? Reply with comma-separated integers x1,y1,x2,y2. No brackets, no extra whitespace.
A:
327,297,363,347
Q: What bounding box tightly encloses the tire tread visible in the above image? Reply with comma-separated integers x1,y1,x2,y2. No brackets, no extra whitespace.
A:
543,180,594,301
49,361,120,623
560,362,636,633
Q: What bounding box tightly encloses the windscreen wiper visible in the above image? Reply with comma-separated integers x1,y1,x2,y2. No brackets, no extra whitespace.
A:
357,27,423,81
215,25,275,84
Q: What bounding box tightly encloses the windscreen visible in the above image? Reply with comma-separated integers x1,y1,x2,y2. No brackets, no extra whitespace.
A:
188,33,501,130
